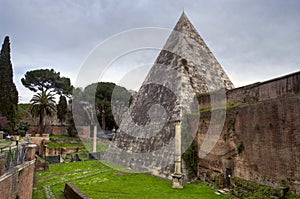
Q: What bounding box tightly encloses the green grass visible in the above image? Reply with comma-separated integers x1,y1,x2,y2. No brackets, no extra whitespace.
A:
83,141,110,152
0,140,12,148
199,101,247,113
47,136,110,153
33,160,231,199
47,142,85,149
50,135,80,139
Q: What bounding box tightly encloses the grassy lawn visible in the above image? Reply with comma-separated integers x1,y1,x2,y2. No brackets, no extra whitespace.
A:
47,141,85,149
33,160,231,199
47,136,110,153
50,135,80,139
83,141,110,152
0,140,12,148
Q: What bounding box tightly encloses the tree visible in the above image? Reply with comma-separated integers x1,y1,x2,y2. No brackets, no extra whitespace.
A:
0,114,9,130
30,90,56,134
0,36,18,133
57,95,68,134
21,69,73,96
81,82,131,130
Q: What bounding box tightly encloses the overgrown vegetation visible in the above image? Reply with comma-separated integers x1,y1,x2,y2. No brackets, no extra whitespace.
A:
199,101,247,113
253,123,260,130
231,177,298,199
182,139,199,178
237,141,244,154
33,160,231,199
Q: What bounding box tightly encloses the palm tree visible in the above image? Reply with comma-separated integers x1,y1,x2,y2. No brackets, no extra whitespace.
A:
30,90,56,134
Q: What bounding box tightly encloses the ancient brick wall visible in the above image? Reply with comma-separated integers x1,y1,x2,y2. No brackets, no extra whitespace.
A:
226,71,300,104
64,183,91,199
77,126,91,138
0,160,36,199
51,126,69,135
45,147,80,157
30,136,50,155
197,71,300,193
0,144,36,199
29,125,69,136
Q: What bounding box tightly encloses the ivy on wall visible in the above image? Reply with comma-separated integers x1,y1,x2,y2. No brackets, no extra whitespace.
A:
182,139,199,178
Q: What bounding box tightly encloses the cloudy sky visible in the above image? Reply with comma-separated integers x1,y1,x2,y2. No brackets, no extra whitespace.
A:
1,0,300,103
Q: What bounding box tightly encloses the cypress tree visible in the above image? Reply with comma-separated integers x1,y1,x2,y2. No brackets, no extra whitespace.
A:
0,36,18,133
57,95,68,132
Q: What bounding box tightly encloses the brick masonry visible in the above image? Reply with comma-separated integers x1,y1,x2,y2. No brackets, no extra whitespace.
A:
197,71,300,193
64,183,91,199
0,144,36,199
0,160,36,199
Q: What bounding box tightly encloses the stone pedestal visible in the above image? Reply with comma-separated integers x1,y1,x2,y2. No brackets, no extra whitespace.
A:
89,152,100,160
26,144,37,161
0,153,6,176
172,173,184,189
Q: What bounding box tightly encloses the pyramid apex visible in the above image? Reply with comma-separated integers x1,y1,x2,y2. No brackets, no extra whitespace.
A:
155,11,235,91
179,11,189,22
181,10,186,16
173,11,198,35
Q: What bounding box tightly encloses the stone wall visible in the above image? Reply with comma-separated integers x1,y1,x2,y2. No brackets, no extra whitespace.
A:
64,183,91,199
197,71,300,193
51,126,69,135
30,135,50,156
77,126,91,138
44,147,80,157
29,125,69,136
227,71,300,103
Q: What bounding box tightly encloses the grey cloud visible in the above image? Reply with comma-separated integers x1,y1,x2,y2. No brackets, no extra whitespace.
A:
0,0,300,102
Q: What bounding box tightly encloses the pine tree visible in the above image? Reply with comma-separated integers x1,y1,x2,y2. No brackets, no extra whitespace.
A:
0,36,18,133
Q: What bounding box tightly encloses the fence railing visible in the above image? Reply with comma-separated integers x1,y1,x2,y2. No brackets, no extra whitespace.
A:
0,143,29,171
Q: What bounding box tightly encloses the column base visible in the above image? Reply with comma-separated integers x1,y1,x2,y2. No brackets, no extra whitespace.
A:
172,173,184,189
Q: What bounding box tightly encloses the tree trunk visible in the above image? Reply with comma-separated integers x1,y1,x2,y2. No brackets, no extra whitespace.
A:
61,121,63,135
102,109,105,131
39,109,46,134
38,113,43,134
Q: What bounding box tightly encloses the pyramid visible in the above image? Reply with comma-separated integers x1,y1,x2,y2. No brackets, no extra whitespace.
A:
104,12,234,177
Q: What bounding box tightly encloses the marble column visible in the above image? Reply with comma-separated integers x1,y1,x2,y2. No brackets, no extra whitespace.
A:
172,120,184,189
